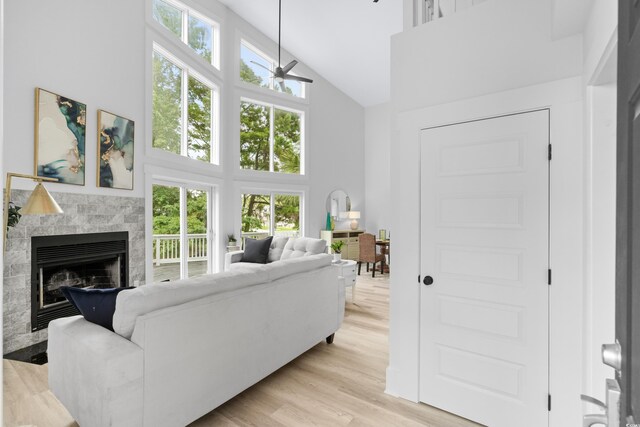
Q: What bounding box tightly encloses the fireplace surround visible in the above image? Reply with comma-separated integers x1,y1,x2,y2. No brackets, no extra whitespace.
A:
31,232,129,331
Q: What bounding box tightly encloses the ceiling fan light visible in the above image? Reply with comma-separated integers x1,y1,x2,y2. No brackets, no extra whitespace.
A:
275,76,284,83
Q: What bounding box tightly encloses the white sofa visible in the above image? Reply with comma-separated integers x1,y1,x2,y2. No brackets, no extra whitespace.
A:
48,237,343,427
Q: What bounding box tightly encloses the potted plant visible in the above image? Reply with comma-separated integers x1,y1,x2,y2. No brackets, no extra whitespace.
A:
330,241,344,262
227,234,237,247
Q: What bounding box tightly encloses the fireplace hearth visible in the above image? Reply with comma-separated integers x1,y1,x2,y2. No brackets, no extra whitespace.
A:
31,232,128,331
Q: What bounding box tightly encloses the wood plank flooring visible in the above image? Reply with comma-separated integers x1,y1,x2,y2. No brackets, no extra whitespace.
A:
3,274,480,427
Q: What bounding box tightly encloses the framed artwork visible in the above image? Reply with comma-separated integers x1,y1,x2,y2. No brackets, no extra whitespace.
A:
97,110,135,190
35,88,86,185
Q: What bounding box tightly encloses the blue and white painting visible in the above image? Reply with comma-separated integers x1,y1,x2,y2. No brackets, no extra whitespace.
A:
36,88,86,185
98,110,134,190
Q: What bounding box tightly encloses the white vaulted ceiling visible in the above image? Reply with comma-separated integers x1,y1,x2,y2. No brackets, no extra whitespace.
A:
217,0,403,107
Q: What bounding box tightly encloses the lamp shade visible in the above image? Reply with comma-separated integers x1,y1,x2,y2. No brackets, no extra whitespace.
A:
346,211,360,219
20,183,63,215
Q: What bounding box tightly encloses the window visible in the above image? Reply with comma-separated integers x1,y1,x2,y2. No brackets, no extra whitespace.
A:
240,100,302,174
152,48,217,163
152,0,219,68
241,192,301,243
240,41,304,98
152,183,213,281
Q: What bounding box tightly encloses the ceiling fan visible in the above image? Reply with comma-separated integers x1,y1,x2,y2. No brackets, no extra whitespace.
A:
251,0,313,91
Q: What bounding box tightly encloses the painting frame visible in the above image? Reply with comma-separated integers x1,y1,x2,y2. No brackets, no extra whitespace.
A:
97,109,135,190
34,88,87,186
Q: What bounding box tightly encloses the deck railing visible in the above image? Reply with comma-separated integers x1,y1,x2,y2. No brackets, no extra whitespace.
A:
153,234,207,266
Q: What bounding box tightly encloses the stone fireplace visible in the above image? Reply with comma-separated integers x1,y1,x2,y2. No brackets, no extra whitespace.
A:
3,191,145,354
31,232,129,332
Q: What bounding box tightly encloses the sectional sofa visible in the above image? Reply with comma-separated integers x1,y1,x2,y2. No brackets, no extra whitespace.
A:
47,237,343,427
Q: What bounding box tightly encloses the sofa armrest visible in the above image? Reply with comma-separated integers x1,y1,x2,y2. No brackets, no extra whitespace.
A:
224,250,244,271
48,316,144,427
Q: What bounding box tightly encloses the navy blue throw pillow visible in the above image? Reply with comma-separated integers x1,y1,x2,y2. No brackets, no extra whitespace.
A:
241,236,273,264
60,287,132,331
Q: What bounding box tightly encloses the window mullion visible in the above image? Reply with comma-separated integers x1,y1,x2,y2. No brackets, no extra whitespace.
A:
270,193,276,236
180,186,188,279
269,105,275,172
181,68,189,157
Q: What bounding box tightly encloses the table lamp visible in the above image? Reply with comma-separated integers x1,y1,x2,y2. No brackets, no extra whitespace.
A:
345,211,360,230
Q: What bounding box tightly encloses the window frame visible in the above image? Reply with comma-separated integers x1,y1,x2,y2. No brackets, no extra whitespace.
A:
147,172,219,282
239,188,306,242
239,39,306,99
239,96,305,175
151,0,221,70
152,43,221,166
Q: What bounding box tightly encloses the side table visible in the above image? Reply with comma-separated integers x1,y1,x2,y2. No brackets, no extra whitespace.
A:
332,259,357,303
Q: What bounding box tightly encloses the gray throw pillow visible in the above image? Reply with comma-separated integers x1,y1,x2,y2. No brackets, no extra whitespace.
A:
241,236,273,264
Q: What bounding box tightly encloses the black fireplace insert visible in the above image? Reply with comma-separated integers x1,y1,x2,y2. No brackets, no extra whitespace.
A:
31,232,128,331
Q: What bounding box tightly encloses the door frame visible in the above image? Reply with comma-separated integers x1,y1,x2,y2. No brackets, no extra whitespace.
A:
386,76,584,427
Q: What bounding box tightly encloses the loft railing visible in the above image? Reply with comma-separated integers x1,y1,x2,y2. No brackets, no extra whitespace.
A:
413,0,487,26
153,234,207,266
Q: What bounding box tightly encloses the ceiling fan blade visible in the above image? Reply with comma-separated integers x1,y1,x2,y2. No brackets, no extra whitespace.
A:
250,60,273,73
278,80,286,92
283,74,313,83
281,60,298,74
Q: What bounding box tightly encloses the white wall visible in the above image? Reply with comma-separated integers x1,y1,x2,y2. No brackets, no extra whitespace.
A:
3,0,365,276
3,0,146,197
394,0,582,112
389,1,585,425
364,103,391,234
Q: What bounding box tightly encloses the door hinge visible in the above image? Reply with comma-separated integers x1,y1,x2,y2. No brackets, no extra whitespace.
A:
548,144,552,161
548,269,552,285
548,394,551,411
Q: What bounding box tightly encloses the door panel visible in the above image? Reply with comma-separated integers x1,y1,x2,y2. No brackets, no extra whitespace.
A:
420,111,549,427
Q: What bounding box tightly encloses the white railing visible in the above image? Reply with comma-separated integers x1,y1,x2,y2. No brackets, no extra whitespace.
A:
413,0,487,26
153,234,207,266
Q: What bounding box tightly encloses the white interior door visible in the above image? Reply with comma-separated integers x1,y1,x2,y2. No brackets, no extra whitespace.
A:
419,110,549,427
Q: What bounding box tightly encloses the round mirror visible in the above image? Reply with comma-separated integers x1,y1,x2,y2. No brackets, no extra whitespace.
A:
325,189,351,218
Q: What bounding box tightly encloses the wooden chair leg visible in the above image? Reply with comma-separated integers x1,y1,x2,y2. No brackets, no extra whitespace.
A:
372,262,376,278
381,259,385,274
367,263,370,272
358,262,362,275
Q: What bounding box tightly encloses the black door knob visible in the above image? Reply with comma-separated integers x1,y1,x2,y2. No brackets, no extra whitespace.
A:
423,276,434,286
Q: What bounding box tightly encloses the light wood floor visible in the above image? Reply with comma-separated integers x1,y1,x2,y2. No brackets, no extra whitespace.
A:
3,274,480,427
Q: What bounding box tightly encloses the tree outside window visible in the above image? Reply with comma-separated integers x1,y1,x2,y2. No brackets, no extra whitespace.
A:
241,193,301,243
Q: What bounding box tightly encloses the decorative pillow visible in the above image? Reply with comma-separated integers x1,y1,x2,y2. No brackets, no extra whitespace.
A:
268,236,290,263
60,286,132,331
241,236,273,264
280,237,327,260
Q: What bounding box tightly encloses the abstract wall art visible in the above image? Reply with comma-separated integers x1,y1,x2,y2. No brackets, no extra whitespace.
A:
97,110,135,190
35,88,86,185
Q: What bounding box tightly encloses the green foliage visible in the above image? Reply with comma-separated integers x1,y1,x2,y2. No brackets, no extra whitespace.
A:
152,52,182,154
6,202,22,236
152,186,207,235
330,241,344,254
187,76,212,162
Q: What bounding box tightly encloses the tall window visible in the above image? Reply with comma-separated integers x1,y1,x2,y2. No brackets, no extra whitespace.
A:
240,100,302,174
152,48,217,163
152,183,213,281
241,192,301,243
152,0,219,68
240,40,304,98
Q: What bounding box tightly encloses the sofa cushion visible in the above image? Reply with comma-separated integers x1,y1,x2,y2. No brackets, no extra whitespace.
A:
112,268,262,339
280,237,327,260
61,286,133,331
268,236,290,262
241,236,273,264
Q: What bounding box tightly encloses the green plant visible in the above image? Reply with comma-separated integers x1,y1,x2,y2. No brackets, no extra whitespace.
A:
227,234,237,243
330,241,344,254
6,202,22,236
